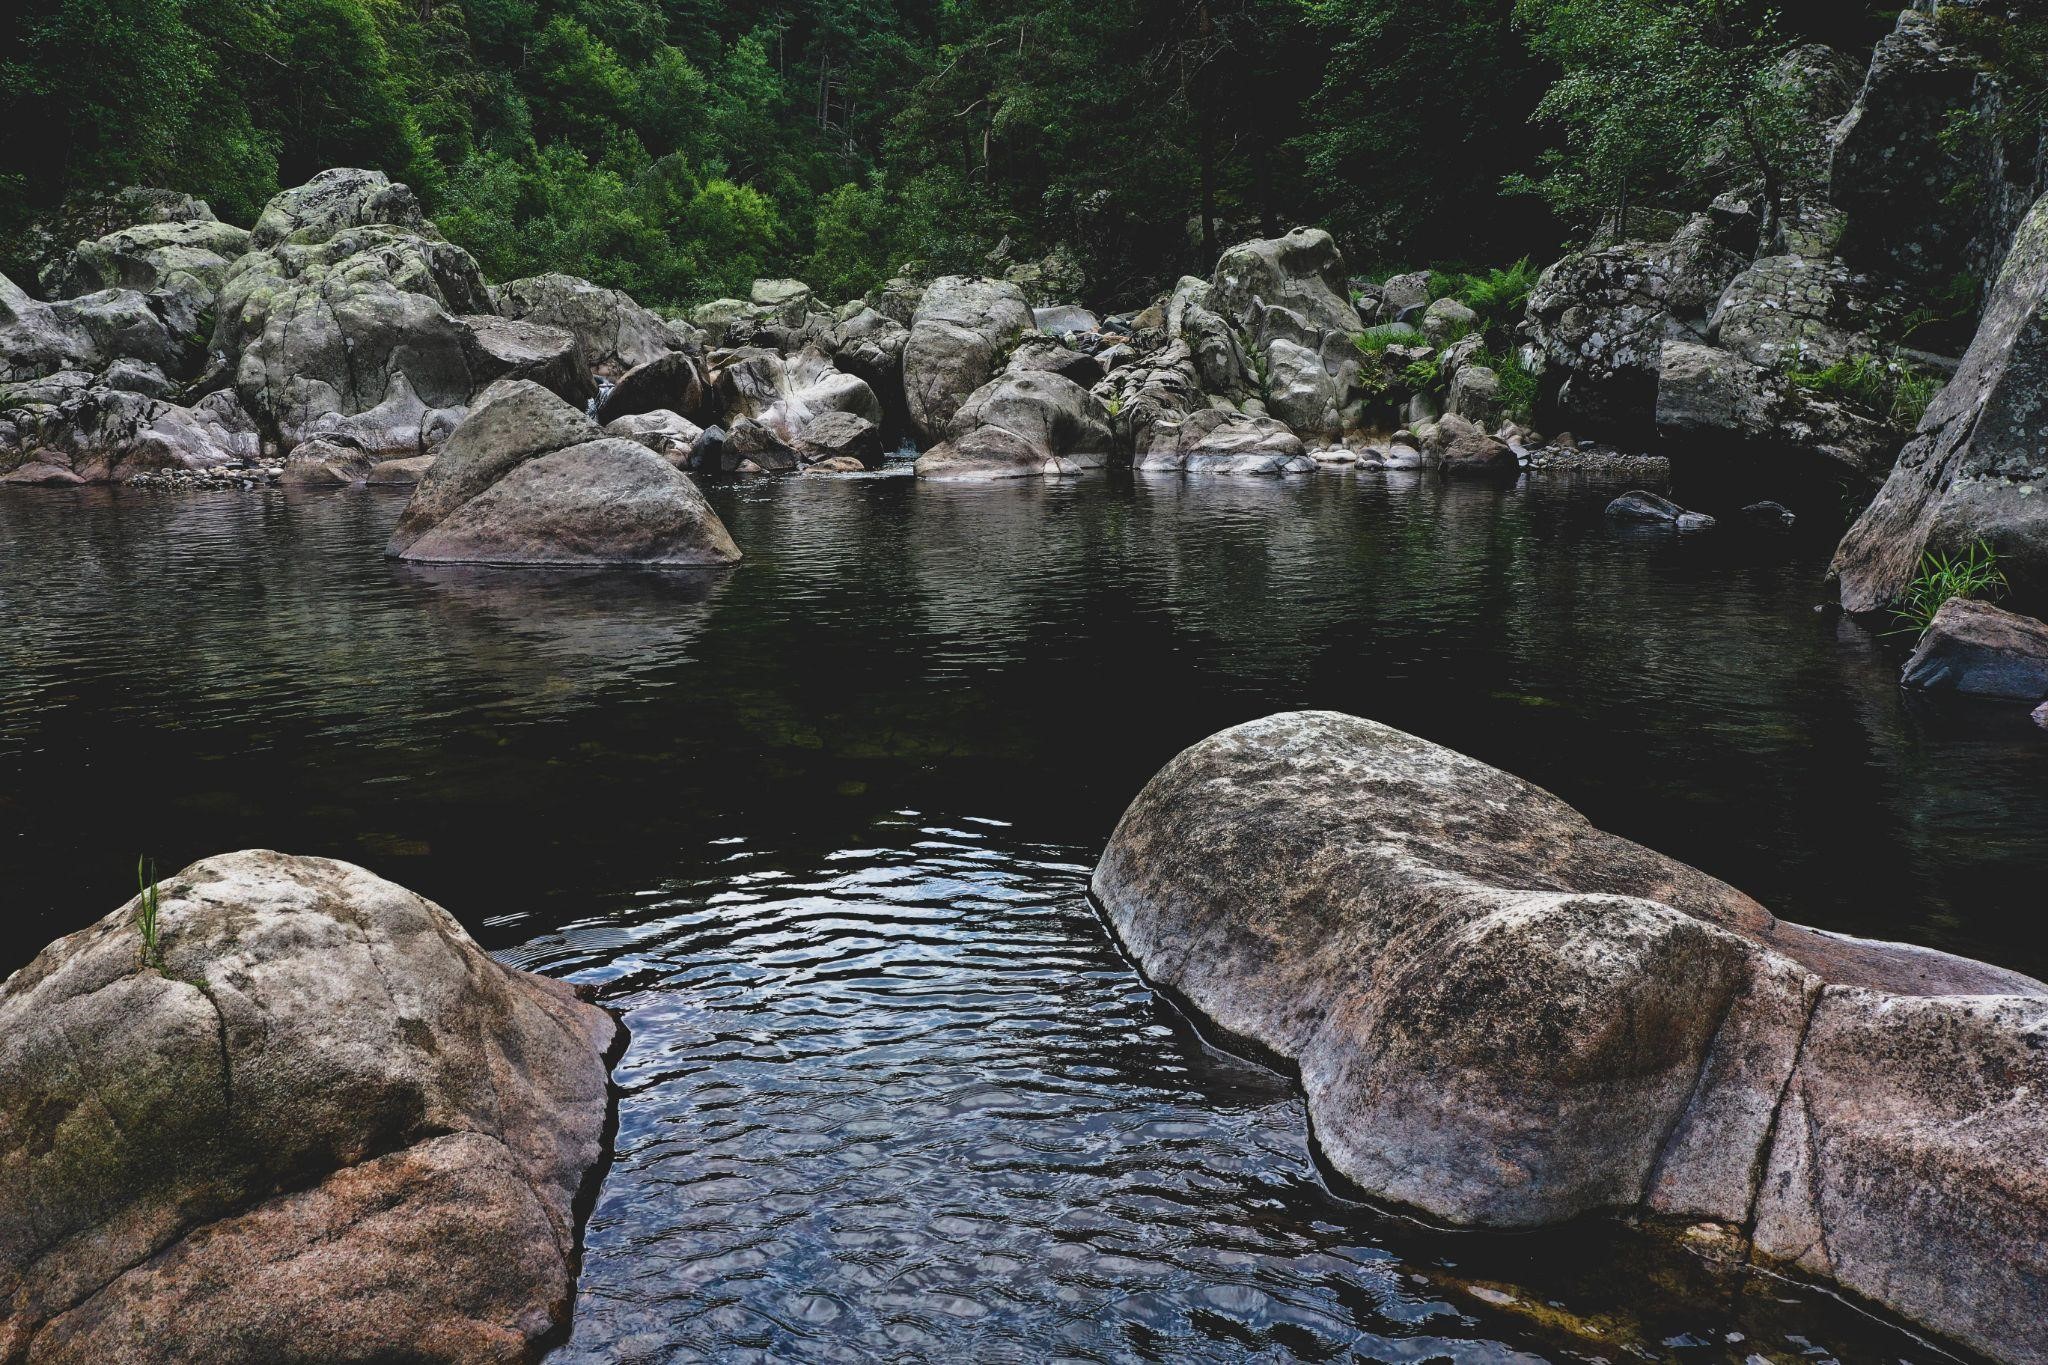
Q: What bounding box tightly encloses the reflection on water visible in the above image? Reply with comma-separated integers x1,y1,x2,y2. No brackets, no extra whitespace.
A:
4,473,2043,1362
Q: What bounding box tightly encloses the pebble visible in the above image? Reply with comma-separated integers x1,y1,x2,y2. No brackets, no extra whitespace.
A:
126,463,283,491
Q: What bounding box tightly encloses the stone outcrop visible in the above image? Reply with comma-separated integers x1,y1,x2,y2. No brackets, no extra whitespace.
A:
492,273,694,379
914,370,1113,480
1832,11,2043,301
0,850,619,1364
1095,713,2048,1364
826,305,911,443
1834,190,2048,614
45,218,252,353
1097,716,2048,1365
213,177,494,457
1,373,259,484
902,276,1035,441
709,345,879,452
388,380,740,567
249,168,432,249
1201,229,1367,441
462,315,595,410
1098,341,1314,476
1899,598,2048,701
0,275,178,384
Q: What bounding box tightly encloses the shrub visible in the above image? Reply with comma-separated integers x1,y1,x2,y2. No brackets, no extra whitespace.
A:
1894,540,2007,636
1483,348,1541,423
1453,257,1540,343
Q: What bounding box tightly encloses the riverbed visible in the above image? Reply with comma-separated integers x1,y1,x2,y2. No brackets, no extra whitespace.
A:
4,469,2043,1361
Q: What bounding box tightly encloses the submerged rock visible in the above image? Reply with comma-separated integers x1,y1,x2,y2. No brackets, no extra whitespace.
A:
1093,712,2048,1364
1606,489,1713,530
280,437,374,487
0,849,619,1364
387,380,739,568
1900,598,2048,701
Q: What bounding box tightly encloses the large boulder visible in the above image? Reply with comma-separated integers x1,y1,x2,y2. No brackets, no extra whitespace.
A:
492,273,693,380
1832,11,2041,300
249,167,430,249
596,351,708,427
827,306,911,445
461,315,595,410
1899,597,2048,701
1834,191,2048,614
45,218,253,354
902,276,1035,442
214,211,491,456
914,370,1113,480
709,345,878,448
1203,229,1368,442
387,380,739,567
795,410,882,469
0,850,619,1363
0,275,178,384
1524,243,1673,437
1094,712,2048,1363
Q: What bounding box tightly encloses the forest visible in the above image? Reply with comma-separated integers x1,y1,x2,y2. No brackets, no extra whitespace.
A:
0,0,1909,310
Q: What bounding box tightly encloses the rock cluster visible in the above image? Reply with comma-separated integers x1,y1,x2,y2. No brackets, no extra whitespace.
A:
1094,712,2048,1364
0,850,620,1363
387,380,740,568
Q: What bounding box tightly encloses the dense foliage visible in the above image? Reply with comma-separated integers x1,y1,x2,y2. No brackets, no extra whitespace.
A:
0,0,1901,307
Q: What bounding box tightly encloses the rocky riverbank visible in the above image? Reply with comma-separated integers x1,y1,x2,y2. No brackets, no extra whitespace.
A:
5,12,2048,607
1093,711,2048,1364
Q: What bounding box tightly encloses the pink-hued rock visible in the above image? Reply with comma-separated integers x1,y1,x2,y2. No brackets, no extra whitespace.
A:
1094,712,2048,1363
0,851,620,1364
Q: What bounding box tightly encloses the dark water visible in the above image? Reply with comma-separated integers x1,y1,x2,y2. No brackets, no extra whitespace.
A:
4,470,2044,1362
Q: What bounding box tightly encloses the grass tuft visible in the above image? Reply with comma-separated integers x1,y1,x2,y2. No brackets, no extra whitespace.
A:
136,856,165,970
1893,540,2007,636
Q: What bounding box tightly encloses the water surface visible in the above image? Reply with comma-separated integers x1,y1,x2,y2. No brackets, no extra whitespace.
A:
4,470,2043,1361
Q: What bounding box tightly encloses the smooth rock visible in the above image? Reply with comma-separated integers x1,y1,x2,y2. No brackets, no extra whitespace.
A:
0,850,619,1364
903,276,1035,441
389,380,740,567
366,454,436,486
1606,490,1688,522
1093,712,2048,1363
1900,598,2048,701
491,273,691,379
281,437,373,487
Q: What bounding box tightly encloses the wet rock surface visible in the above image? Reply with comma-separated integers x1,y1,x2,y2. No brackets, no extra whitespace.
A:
1093,712,2048,1364
1900,598,2048,701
